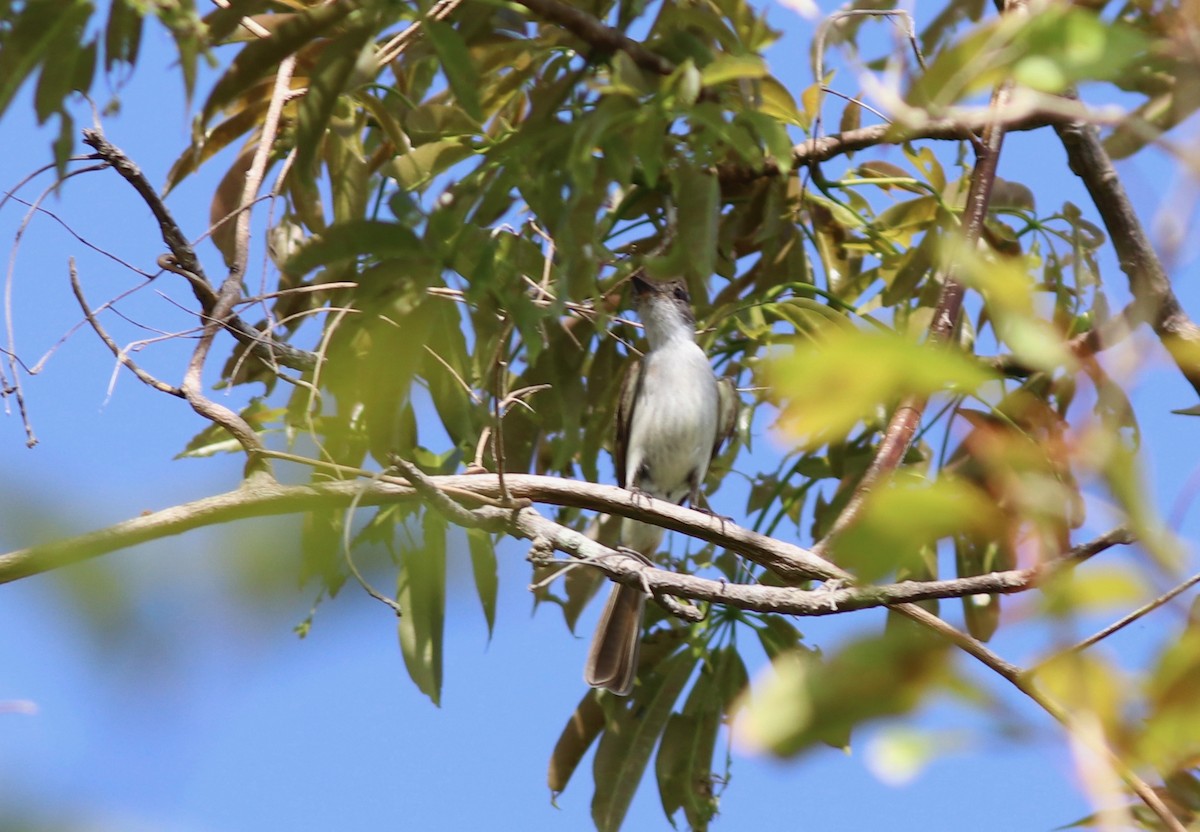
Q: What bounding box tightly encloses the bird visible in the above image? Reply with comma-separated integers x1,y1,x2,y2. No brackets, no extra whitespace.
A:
584,272,739,695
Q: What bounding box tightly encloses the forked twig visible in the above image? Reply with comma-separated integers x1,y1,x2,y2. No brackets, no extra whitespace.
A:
68,259,183,399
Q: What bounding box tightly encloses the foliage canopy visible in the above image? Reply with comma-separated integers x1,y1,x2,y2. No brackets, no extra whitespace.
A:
3,0,1200,830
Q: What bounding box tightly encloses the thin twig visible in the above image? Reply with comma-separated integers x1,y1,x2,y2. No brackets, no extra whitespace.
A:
176,57,296,471
376,0,465,66
489,322,515,503
68,259,183,398
389,456,491,528
81,129,317,372
209,0,271,38
341,471,405,617
424,344,482,405
1034,570,1200,672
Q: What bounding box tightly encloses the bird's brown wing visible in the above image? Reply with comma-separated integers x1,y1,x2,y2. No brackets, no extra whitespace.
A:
614,357,643,489
712,375,740,461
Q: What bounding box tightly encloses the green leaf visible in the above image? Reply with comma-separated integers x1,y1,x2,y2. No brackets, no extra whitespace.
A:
424,20,483,122
396,510,448,706
758,75,807,128
0,0,94,122
285,220,428,275
670,167,719,282
423,299,476,448
655,713,699,823
104,0,143,73
910,7,1147,107
953,247,1074,372
201,2,355,124
466,528,497,638
294,19,375,181
388,139,474,191
656,646,745,830
836,474,1004,583
592,648,698,832
548,690,607,795
33,4,90,124
755,615,806,660
165,100,271,193
739,109,793,175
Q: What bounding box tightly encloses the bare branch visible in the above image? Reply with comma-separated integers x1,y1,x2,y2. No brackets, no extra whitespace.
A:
815,77,1017,554
68,259,183,399
81,128,318,373
168,58,297,473
0,473,1132,607
0,474,849,587
1035,568,1200,670
1055,114,1200,400
513,0,674,76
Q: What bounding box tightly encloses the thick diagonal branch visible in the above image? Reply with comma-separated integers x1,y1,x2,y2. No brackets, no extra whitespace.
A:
0,475,1128,618
1055,118,1200,399
513,0,674,76
815,80,1016,553
0,474,846,587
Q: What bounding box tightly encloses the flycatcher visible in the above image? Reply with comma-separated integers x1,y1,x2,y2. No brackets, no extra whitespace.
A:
584,273,738,695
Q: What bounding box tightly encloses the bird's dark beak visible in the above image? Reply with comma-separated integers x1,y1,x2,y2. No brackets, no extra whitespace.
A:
630,271,654,296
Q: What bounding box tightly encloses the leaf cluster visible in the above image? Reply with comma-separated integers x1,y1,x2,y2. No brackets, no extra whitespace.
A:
5,0,1200,830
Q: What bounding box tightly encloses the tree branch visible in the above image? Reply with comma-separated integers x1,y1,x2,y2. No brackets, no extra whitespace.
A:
0,475,1129,622
171,58,297,475
1034,567,1200,671
512,0,674,76
68,259,184,398
0,474,848,587
815,78,1017,554
1054,115,1200,400
81,128,318,373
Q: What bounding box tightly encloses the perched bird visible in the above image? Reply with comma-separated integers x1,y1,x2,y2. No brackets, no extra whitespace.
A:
584,273,739,695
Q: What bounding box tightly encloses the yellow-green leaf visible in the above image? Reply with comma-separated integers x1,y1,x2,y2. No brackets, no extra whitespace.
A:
770,328,996,448
700,53,767,86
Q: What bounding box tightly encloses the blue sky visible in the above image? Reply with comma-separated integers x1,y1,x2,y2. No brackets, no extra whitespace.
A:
2,2,1199,830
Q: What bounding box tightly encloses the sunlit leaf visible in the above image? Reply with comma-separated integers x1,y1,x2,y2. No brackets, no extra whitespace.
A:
700,53,767,86
835,473,1004,583
771,328,996,448
737,630,950,756
910,6,1147,106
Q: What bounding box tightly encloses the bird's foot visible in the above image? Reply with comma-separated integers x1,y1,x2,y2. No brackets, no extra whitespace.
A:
689,502,734,534
627,486,655,507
